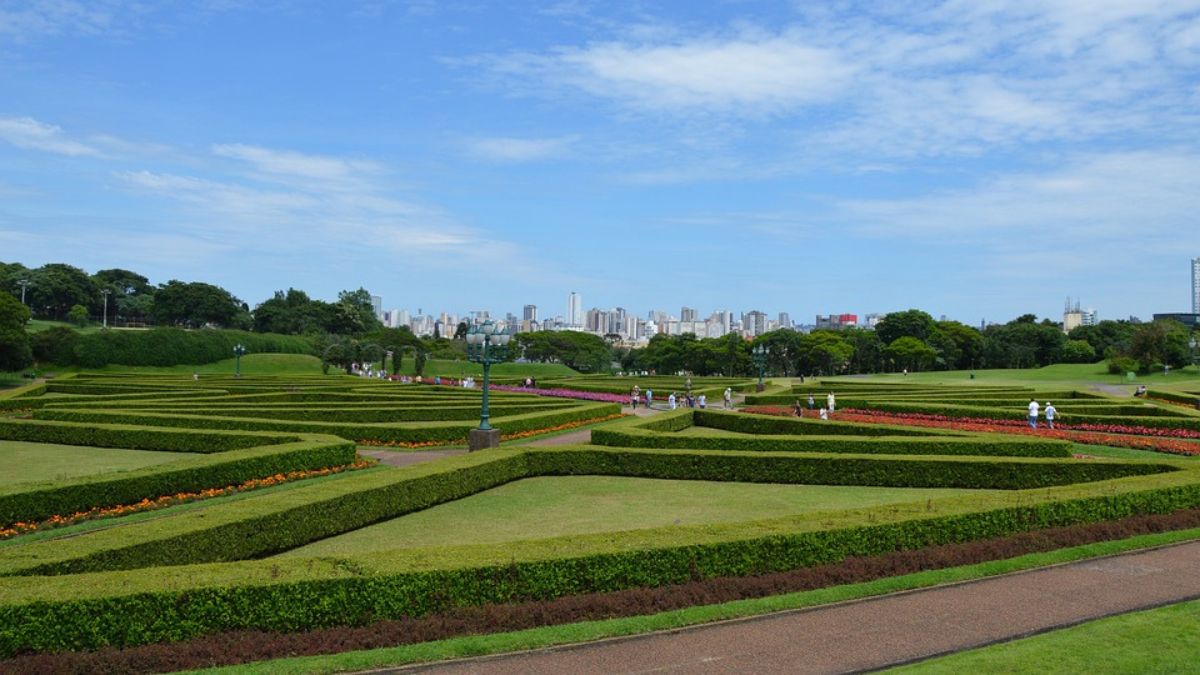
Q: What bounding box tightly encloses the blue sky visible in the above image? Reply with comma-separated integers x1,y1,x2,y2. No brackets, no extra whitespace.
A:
2,1,1198,325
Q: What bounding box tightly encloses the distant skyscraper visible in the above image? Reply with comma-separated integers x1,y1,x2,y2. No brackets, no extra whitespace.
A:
568,292,582,327
778,312,791,329
523,304,537,322
370,294,383,320
680,306,698,322
1192,257,1200,314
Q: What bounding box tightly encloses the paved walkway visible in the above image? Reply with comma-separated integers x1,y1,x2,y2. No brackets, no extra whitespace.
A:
397,540,1200,674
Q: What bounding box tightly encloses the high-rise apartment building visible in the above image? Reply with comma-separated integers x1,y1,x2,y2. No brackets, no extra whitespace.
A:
523,304,537,322
567,292,582,327
778,312,791,329
1192,257,1200,314
680,306,698,322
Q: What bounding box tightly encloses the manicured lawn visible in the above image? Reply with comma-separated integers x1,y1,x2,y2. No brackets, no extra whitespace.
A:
279,476,997,557
0,440,184,486
891,598,1200,674
823,363,1200,388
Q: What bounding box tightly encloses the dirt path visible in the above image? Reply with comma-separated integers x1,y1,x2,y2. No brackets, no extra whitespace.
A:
399,540,1200,674
522,429,593,446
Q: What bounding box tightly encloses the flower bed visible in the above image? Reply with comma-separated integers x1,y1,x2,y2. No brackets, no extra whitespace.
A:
491,385,628,404
835,409,1200,457
0,460,372,539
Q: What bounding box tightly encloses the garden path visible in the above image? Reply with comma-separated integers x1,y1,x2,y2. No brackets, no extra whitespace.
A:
399,539,1200,675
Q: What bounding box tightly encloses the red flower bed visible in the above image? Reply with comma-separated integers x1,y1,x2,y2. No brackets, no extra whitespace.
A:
837,409,1200,457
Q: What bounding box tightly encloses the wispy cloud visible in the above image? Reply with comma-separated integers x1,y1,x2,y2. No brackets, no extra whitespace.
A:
0,116,99,156
463,135,579,162
212,143,380,182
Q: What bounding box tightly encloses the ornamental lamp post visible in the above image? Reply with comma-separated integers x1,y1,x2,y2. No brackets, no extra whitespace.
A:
100,289,112,328
17,279,29,306
751,343,768,392
233,343,247,378
465,320,511,451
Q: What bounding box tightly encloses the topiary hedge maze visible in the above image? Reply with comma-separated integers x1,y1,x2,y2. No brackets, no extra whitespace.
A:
745,381,1200,430
2,375,1200,664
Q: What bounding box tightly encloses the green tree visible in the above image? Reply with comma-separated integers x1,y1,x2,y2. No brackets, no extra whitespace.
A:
1128,320,1192,371
152,280,245,328
67,304,88,327
799,331,855,375
885,336,938,372
27,263,98,320
0,293,32,371
91,268,154,320
876,309,937,345
933,321,984,370
1060,339,1097,364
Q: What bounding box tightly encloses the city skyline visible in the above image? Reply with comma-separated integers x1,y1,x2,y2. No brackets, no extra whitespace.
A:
2,3,1198,321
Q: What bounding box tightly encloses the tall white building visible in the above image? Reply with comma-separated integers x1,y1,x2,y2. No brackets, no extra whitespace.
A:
1192,257,1200,314
567,291,582,327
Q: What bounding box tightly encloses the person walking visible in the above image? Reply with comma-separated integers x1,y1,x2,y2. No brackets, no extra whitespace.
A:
1028,398,1040,429
630,388,639,410
807,393,815,410
827,392,836,413
699,394,707,409
1045,401,1056,429
668,392,677,410
646,388,653,409
723,387,732,409
819,407,829,420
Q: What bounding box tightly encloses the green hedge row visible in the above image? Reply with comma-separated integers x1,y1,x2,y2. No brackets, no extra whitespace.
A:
0,422,354,526
67,328,314,368
0,451,532,577
0,418,295,453
1,455,1197,654
694,409,946,437
1148,389,1200,406
32,402,621,444
855,401,1200,430
132,404,576,424
0,445,1171,578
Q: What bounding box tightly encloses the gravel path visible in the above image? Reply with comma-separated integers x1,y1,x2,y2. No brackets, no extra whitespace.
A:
395,540,1200,674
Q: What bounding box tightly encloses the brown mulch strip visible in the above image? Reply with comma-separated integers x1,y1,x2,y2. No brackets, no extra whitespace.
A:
6,508,1200,675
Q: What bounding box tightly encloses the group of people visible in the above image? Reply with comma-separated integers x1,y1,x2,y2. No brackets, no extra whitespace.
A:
1027,399,1057,429
792,392,837,420
667,391,707,409
628,385,736,410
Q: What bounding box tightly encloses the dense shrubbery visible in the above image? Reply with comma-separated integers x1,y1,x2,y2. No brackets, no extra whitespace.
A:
67,328,314,367
1,453,1196,654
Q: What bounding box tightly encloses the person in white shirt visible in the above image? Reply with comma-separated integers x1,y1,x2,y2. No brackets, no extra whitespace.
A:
1028,399,1040,429
723,387,732,409
668,392,677,410
699,394,707,409
819,407,829,420
1045,402,1056,429
827,392,836,413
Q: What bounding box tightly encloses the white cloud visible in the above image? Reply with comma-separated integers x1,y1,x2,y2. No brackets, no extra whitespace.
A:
839,150,1200,264
0,116,99,156
212,143,379,182
464,135,578,162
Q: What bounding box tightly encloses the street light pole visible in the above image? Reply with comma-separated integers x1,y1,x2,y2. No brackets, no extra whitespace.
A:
101,289,111,328
751,343,768,392
17,279,29,305
465,320,511,451
233,343,247,378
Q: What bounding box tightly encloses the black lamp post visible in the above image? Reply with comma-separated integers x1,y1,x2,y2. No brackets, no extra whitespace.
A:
465,320,511,450
751,343,768,392
233,343,246,378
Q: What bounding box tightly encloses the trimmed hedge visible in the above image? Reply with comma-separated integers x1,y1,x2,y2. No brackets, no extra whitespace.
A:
0,437,355,527
0,418,295,453
32,402,621,444
0,446,1172,578
1,454,1197,654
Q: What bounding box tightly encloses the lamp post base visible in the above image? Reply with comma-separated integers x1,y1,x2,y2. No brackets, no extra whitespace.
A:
468,428,502,452
756,383,766,392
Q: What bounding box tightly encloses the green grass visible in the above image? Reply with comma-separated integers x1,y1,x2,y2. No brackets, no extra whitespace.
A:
822,363,1200,388
0,440,183,486
890,598,1200,674
187,528,1200,675
278,476,996,557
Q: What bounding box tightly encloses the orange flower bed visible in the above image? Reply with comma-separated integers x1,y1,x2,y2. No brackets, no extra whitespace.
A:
0,459,372,540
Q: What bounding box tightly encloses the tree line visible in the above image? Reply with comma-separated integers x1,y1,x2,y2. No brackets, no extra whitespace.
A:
2,262,1195,376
